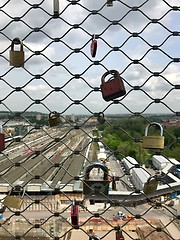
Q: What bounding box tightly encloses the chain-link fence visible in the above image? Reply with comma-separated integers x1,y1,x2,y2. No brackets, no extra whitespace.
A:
0,0,180,239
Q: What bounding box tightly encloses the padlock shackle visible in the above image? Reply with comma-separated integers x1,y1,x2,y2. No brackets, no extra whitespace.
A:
49,111,59,118
85,162,109,180
11,38,23,51
147,174,158,184
144,122,163,136
9,185,25,198
0,205,6,214
101,70,120,84
90,235,100,240
0,125,3,134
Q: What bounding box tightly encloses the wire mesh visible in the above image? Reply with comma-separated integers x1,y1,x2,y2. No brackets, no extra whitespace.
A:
0,0,180,239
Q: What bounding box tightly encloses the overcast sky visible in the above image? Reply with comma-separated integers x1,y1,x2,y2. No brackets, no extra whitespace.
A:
0,0,179,115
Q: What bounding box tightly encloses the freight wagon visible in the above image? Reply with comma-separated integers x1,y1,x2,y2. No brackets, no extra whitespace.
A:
131,168,150,191
123,156,138,174
152,155,170,170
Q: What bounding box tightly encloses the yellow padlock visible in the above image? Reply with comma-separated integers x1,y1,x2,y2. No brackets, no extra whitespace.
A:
142,122,164,149
3,186,25,209
9,38,24,67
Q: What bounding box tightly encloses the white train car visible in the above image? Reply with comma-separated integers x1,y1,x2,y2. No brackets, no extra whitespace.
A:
98,142,105,153
131,168,150,190
123,156,138,173
152,155,170,170
168,158,179,166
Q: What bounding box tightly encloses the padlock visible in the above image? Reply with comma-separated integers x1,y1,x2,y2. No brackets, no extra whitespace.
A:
115,225,124,240
90,35,97,57
107,0,113,7
89,235,100,240
97,113,105,124
112,176,116,191
143,175,158,195
0,205,6,214
0,126,5,152
48,111,60,127
3,185,25,209
9,38,24,67
70,199,79,226
83,162,110,196
53,0,59,17
116,231,124,240
142,122,164,149
100,70,126,101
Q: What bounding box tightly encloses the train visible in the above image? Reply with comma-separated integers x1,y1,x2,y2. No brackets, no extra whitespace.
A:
131,168,150,191
122,156,139,174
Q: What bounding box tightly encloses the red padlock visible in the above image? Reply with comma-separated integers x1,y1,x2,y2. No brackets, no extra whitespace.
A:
90,35,97,57
100,70,126,101
0,126,5,152
71,199,79,226
116,229,124,240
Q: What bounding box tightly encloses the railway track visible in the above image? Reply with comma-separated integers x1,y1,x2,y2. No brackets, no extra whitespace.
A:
0,128,89,191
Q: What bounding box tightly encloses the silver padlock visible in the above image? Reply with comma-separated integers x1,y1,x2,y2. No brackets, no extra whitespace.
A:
3,185,25,209
83,162,110,196
9,38,24,67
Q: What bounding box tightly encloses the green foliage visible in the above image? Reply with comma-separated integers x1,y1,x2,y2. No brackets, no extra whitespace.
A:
99,116,180,162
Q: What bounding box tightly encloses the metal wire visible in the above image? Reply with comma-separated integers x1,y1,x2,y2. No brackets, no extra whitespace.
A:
0,0,180,239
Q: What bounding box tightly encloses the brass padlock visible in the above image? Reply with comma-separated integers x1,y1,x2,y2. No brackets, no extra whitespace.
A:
100,70,126,101
143,175,158,195
3,185,25,209
83,161,110,196
9,38,24,67
48,111,60,127
142,122,164,149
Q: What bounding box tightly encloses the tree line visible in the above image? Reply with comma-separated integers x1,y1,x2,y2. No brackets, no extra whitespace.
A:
98,116,180,165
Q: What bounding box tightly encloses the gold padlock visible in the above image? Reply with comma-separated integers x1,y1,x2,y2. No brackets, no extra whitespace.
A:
9,38,24,67
48,111,60,127
143,175,158,195
3,186,25,209
142,122,164,149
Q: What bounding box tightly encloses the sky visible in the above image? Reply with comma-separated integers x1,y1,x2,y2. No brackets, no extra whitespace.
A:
0,0,179,115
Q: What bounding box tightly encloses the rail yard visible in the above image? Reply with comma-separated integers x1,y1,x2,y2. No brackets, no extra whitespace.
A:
0,127,91,192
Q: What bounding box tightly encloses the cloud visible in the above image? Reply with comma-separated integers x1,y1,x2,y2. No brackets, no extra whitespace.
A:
0,0,179,114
